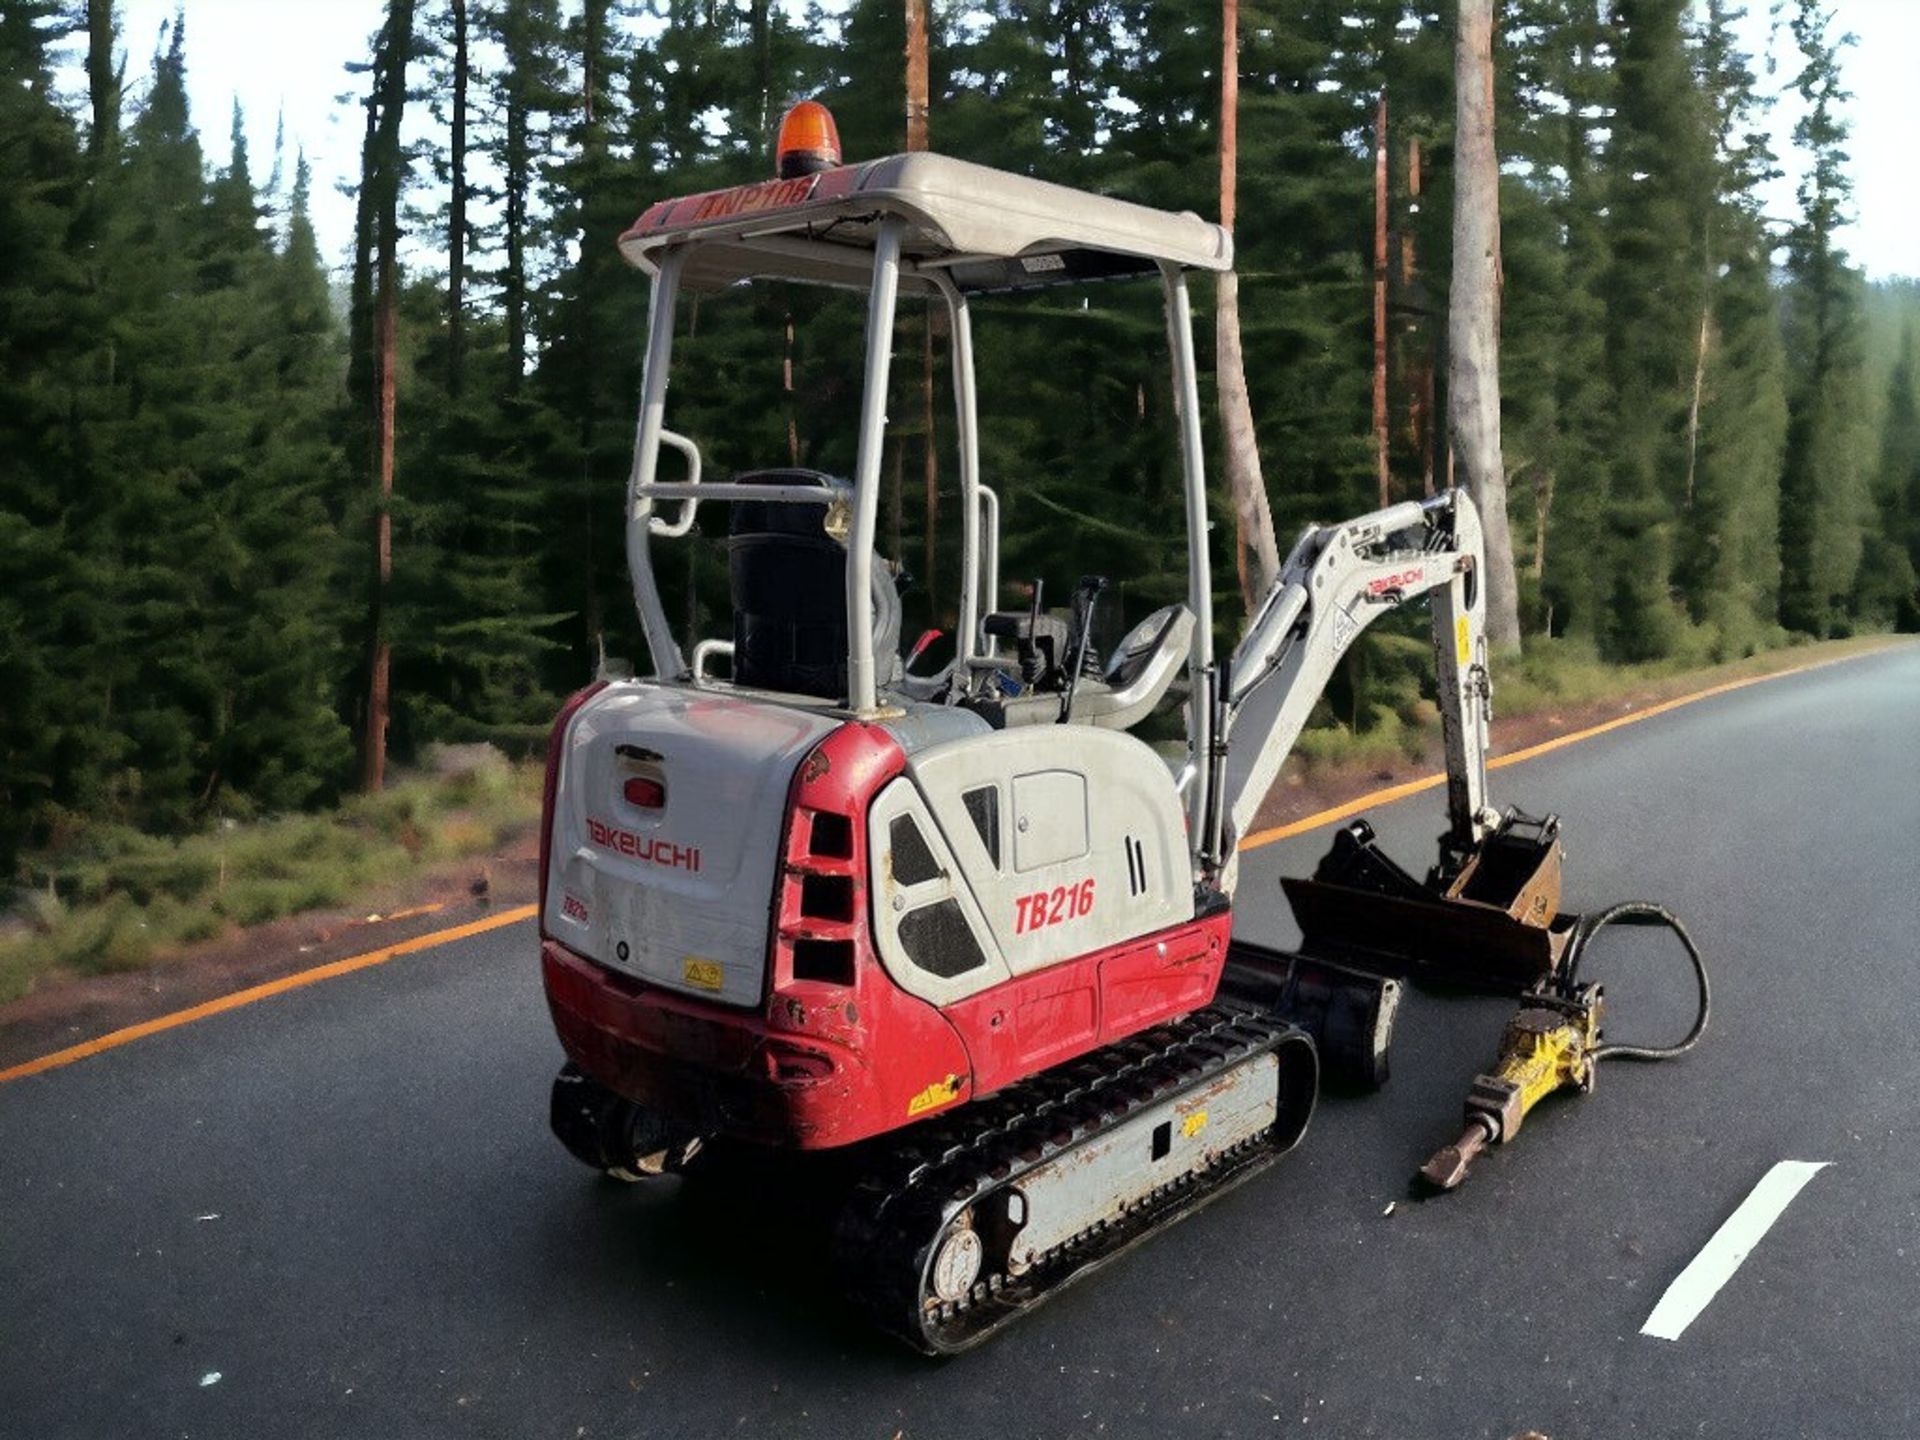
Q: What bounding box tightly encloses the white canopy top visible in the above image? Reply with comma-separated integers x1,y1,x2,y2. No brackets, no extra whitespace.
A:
617,151,1232,295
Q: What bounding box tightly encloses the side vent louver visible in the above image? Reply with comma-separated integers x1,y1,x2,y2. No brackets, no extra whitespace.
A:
777,808,860,987
1125,836,1148,897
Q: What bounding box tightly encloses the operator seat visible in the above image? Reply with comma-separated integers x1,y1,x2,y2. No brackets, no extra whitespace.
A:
728,469,901,700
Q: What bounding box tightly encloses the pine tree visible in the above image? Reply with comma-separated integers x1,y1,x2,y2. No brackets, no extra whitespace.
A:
1856,327,1919,629
1598,0,1716,659
85,0,123,158
1677,0,1788,655
94,15,221,827
1500,0,1615,642
0,0,90,863
491,0,563,395
208,155,359,814
1777,0,1868,637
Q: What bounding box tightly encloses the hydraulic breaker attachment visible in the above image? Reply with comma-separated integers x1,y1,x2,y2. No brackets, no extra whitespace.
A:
1280,812,1574,993
1416,988,1602,1192
1415,900,1710,1192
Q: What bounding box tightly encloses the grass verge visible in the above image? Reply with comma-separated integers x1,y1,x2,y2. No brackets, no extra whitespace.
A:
0,753,542,1007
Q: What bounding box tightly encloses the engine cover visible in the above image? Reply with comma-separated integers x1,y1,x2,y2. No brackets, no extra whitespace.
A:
543,682,839,1007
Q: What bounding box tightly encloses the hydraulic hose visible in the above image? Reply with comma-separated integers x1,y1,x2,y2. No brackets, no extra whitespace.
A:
1561,901,1710,1062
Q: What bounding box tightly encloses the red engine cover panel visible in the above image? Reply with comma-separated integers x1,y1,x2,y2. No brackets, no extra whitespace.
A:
543,937,973,1149
942,909,1232,1096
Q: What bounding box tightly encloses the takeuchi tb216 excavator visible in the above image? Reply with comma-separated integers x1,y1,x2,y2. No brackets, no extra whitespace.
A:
536,103,1704,1354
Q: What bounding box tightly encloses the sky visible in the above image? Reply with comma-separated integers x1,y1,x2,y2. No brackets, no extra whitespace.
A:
97,0,384,278
62,0,1920,282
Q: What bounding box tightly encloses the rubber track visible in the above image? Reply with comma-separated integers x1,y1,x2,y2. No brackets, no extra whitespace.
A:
832,1005,1312,1354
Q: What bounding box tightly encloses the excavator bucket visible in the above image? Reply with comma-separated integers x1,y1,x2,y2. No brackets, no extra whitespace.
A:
1280,813,1573,993
1222,814,1571,1094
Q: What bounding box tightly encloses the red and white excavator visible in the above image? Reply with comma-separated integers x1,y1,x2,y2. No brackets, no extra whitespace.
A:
537,103,1601,1353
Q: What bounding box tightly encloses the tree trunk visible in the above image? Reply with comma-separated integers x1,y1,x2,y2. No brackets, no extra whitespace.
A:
1682,302,1711,510
366,248,396,792
1372,88,1391,509
361,0,413,790
347,86,379,412
904,0,929,154
86,0,121,157
1404,137,1436,497
906,0,936,593
889,441,905,569
1448,0,1522,653
1532,466,1555,576
447,0,468,399
1217,0,1280,613
503,0,529,396
750,0,772,148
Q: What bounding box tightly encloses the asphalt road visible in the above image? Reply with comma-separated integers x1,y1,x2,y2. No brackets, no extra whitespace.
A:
5,646,1918,1439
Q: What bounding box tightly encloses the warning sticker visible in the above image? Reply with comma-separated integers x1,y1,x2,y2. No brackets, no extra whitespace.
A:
1332,605,1359,654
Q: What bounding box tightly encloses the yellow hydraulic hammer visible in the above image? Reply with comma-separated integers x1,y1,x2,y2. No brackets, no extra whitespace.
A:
1418,989,1603,1192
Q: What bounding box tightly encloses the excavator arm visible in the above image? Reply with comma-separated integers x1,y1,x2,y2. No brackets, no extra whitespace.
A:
1210,490,1498,895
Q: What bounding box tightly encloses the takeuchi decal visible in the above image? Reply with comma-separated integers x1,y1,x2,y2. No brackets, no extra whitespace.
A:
587,817,702,873
1367,567,1425,597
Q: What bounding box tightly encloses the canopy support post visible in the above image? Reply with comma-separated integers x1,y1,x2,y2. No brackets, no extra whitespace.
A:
848,219,906,713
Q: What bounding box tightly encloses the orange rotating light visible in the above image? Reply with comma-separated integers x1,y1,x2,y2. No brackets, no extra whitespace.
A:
776,100,842,179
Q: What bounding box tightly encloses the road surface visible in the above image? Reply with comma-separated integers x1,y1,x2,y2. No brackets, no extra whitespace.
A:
4,646,1917,1438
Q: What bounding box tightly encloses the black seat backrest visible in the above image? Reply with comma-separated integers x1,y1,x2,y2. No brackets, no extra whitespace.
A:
728,469,899,700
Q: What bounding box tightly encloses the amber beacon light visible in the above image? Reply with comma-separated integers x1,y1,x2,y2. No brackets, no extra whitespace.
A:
775,100,842,179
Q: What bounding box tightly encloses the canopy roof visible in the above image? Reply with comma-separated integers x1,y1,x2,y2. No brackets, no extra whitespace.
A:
617,151,1232,295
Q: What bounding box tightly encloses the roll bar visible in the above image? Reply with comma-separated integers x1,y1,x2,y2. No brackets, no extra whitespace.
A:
618,233,1220,848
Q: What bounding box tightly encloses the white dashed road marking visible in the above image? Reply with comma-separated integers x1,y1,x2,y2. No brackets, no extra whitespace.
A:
1641,1160,1831,1341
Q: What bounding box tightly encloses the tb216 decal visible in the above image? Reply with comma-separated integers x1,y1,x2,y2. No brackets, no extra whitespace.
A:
1014,878,1096,935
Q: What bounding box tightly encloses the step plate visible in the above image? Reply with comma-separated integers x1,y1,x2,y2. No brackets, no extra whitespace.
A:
1002,1052,1279,1271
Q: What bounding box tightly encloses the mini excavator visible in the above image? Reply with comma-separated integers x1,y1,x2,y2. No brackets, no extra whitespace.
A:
536,103,1704,1354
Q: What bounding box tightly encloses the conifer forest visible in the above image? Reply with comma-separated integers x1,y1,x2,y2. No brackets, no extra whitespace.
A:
2,0,1917,871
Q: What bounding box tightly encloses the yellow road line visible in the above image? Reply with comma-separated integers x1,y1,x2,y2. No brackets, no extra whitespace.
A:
1236,646,1900,854
0,904,537,1086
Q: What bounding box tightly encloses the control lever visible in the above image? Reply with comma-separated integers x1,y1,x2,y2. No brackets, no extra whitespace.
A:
1059,574,1110,722
980,578,1070,690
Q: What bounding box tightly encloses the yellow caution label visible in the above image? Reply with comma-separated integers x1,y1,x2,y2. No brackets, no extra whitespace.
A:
1181,1110,1209,1139
681,956,724,992
1455,616,1472,666
908,1074,964,1117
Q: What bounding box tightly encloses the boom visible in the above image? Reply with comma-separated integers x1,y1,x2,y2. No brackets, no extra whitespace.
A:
1213,490,1497,892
